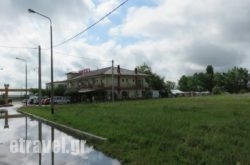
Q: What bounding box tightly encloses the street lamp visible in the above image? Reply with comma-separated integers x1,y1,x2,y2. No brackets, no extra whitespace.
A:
16,57,28,106
28,8,54,114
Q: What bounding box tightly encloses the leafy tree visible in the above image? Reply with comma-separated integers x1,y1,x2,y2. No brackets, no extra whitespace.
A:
186,76,197,91
29,88,50,97
193,73,206,91
224,67,249,93
206,65,214,76
214,72,225,88
136,63,152,75
136,63,165,90
178,65,215,91
178,65,249,93
165,81,176,91
54,84,67,96
178,75,189,91
205,65,214,92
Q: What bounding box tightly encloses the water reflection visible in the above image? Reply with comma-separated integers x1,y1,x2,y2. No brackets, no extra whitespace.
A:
0,104,120,165
0,110,9,128
39,121,42,165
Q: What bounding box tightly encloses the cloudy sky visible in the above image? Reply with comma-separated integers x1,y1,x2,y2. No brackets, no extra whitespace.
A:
0,0,250,90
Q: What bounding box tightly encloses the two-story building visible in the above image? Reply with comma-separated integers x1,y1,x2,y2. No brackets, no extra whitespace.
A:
46,65,150,101
67,65,150,101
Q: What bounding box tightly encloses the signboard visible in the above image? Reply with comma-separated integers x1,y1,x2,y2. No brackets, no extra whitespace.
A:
79,68,91,74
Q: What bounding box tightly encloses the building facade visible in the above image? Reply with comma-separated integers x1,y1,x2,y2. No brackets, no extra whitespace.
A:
46,80,67,90
65,65,149,101
46,65,150,101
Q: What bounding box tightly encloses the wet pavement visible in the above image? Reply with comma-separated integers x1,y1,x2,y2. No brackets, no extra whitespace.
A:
0,102,120,165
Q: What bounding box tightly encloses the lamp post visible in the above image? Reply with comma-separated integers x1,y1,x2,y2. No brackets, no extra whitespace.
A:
16,58,27,106
38,45,42,106
28,8,54,114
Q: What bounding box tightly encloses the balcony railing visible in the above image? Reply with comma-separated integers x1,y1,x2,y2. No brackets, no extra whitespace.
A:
68,82,149,90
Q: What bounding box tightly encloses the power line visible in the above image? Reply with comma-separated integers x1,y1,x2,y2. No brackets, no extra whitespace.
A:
53,50,111,62
0,45,37,50
0,0,129,51
53,0,129,48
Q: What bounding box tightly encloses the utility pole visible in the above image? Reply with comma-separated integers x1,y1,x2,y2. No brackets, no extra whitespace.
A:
16,58,27,106
112,60,114,102
25,63,27,106
38,45,42,106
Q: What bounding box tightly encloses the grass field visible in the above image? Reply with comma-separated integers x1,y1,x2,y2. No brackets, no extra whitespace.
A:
20,94,250,164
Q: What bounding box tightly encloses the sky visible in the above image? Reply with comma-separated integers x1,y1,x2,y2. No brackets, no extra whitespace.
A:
0,0,250,90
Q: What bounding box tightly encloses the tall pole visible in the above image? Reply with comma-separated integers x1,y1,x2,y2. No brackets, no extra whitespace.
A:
28,9,54,114
38,45,42,106
50,24,54,114
25,63,27,106
16,57,27,106
112,60,114,102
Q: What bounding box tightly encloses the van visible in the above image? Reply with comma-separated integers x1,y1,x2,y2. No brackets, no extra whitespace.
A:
52,96,70,104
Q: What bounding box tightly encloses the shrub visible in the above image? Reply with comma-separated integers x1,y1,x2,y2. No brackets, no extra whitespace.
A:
212,86,223,95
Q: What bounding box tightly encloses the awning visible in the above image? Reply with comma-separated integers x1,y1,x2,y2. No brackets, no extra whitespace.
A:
170,89,184,95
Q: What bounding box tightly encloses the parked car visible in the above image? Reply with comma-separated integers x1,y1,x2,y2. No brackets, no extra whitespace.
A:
28,98,36,104
43,98,50,105
52,96,71,104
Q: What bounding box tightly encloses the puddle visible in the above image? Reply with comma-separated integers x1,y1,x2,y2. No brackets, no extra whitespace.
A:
0,103,120,165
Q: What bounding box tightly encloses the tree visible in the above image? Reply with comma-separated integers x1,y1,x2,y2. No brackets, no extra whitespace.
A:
178,65,216,92
206,65,214,76
136,63,152,75
224,67,249,93
214,72,225,88
54,84,67,96
178,65,249,94
205,65,214,92
165,81,176,91
193,73,206,91
29,88,50,97
136,63,165,90
178,75,189,91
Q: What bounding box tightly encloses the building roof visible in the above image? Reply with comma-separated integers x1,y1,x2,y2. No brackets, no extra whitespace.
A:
69,66,148,81
170,89,184,95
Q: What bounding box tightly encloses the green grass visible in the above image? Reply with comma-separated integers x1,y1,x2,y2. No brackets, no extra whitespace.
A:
20,94,250,164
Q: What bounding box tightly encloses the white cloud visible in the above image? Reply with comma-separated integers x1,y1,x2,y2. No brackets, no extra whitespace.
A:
0,0,250,91
108,0,250,80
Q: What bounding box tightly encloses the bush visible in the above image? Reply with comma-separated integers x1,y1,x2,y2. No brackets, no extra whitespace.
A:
212,86,223,95
239,89,248,94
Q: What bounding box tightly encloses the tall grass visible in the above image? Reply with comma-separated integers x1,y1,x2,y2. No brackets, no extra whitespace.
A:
21,94,250,164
